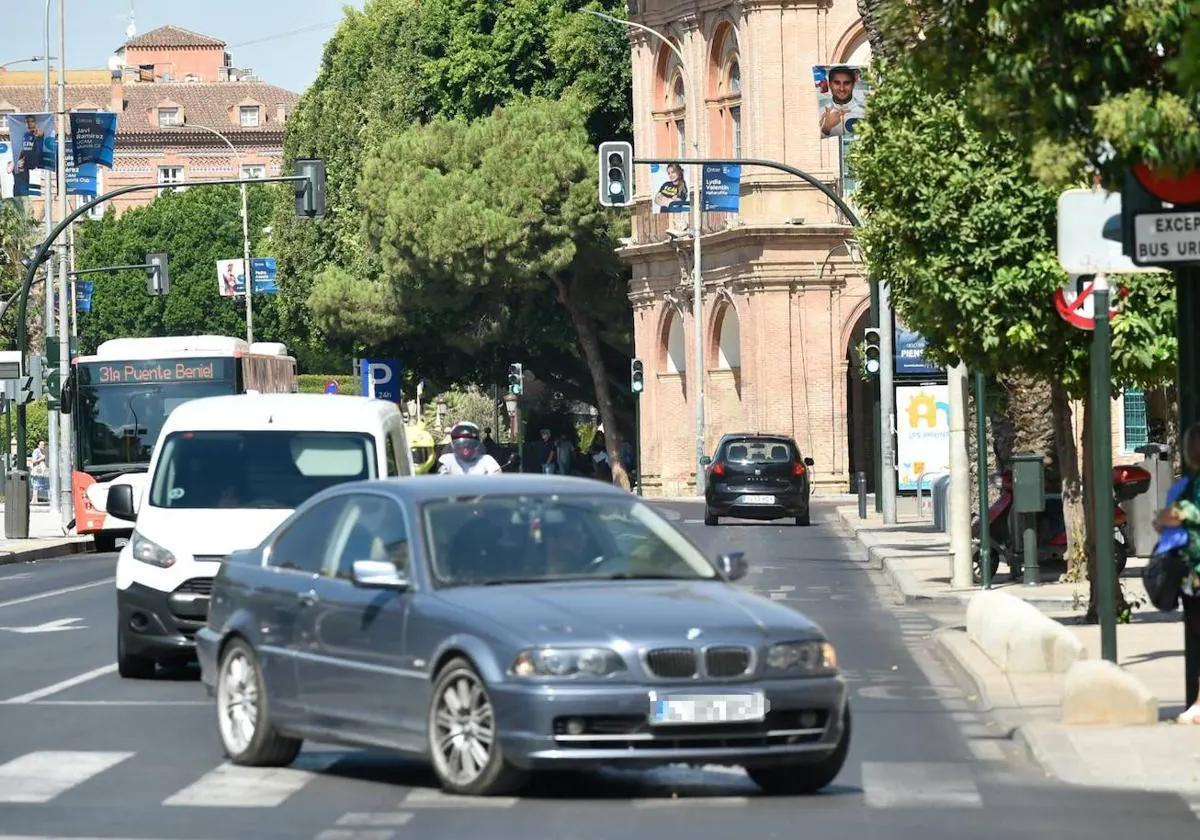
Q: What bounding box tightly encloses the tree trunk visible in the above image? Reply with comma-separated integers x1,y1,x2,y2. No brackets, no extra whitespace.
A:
1052,383,1087,583
553,271,631,491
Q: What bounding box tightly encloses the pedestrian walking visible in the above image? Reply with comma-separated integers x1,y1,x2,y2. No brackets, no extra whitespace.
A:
1152,422,1200,723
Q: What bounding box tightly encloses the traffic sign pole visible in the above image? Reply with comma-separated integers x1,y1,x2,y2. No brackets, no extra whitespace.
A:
1089,273,1117,664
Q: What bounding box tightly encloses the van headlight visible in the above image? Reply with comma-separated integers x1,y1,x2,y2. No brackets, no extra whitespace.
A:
130,531,176,569
766,641,837,674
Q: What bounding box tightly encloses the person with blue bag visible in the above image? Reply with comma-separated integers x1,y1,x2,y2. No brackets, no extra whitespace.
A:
1147,424,1200,723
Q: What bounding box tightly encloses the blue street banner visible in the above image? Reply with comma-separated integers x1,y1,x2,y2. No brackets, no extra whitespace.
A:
75,281,94,313
702,163,741,212
5,113,55,197
69,112,117,168
894,317,943,376
65,142,100,197
250,257,279,294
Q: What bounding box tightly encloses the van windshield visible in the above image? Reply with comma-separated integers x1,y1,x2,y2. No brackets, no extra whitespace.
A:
148,430,378,510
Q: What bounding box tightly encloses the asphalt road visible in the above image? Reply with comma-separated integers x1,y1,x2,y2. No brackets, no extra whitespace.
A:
0,502,1197,840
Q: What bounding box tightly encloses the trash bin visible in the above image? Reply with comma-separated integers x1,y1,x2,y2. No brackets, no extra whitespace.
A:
932,475,951,532
4,469,29,539
1125,443,1172,557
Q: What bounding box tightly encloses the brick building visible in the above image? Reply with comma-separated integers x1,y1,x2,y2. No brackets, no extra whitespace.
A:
619,0,873,496
0,25,299,217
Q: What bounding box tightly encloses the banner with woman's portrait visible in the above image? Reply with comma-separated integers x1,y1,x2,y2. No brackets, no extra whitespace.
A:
812,65,870,140
649,162,690,213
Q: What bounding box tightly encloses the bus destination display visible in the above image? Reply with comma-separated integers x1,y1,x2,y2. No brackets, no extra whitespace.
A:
83,358,235,386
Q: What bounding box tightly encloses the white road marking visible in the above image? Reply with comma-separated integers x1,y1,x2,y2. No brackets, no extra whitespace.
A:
966,740,1007,761
317,832,399,840
861,762,983,808
400,788,517,807
0,664,117,704
0,617,86,634
683,519,704,524
162,755,340,807
0,751,134,803
635,796,750,807
0,579,113,610
22,700,210,707
336,812,415,826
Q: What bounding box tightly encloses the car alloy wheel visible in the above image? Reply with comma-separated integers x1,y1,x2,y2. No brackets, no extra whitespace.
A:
431,669,496,787
217,647,260,755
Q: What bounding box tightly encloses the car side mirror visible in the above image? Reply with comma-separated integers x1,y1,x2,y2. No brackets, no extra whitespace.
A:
717,551,748,581
700,455,712,466
804,457,814,466
351,559,409,590
106,483,138,522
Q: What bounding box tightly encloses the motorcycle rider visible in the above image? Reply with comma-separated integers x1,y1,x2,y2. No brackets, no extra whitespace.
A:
437,421,503,475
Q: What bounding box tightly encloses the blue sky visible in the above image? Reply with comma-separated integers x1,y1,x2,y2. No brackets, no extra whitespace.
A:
6,0,367,93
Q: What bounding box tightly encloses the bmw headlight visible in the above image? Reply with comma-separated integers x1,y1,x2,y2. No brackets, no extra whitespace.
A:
766,641,837,674
511,647,626,678
130,531,176,569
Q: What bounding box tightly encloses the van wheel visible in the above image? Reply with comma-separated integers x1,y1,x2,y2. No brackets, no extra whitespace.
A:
117,629,155,680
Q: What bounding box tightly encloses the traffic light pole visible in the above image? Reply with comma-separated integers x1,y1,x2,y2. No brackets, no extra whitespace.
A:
11,173,316,524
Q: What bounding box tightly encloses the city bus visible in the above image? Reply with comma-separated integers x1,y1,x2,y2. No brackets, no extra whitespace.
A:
61,335,298,551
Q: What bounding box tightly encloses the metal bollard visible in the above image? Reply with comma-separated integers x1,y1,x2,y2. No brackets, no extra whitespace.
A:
855,472,867,519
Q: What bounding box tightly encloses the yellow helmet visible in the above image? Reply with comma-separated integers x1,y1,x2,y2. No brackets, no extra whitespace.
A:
406,424,438,474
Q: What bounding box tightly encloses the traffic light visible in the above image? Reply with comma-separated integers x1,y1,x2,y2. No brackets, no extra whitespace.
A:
27,356,45,400
862,327,881,376
508,362,523,396
145,252,169,296
598,141,633,207
631,358,644,394
294,158,327,219
16,376,34,406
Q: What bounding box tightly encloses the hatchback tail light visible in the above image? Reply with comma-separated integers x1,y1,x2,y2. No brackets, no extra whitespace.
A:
711,461,726,476
792,461,807,476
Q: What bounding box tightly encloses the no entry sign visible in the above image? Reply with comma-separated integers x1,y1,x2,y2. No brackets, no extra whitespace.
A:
1054,275,1125,331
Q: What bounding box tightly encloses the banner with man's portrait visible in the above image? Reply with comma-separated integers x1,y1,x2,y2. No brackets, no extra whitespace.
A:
5,113,55,198
812,65,870,140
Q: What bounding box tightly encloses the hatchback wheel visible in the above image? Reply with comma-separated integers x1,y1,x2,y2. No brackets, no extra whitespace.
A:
216,639,302,767
704,509,719,526
428,657,526,796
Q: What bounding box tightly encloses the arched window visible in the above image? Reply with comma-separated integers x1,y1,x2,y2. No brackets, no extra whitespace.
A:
666,66,687,157
707,22,742,158
652,40,689,161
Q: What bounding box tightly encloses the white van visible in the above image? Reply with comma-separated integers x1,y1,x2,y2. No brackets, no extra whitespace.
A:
107,393,413,678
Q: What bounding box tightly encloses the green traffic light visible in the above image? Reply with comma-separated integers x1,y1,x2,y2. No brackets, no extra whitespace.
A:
865,359,880,374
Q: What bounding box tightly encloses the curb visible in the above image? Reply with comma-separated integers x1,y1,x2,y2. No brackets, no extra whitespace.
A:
0,539,93,567
837,507,1079,609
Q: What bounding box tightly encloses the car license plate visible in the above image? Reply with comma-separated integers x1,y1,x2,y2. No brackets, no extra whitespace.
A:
648,691,767,725
742,495,775,505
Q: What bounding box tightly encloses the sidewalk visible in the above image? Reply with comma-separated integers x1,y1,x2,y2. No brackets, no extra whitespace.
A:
0,502,92,566
837,504,1200,798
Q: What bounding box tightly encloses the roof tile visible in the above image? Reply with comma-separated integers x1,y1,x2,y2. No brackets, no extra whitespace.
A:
123,25,226,49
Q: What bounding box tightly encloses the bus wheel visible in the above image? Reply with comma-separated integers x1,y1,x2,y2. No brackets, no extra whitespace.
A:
94,533,118,553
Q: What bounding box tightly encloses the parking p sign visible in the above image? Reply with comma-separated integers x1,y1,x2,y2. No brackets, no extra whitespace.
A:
360,358,402,402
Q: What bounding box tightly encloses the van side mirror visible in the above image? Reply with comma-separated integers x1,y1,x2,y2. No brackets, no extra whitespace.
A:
106,483,138,522
804,457,814,466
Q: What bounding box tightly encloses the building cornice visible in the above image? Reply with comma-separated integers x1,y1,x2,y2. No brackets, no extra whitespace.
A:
617,221,854,260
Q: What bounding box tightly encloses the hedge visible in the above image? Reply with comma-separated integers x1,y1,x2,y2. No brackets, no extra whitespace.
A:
297,374,361,396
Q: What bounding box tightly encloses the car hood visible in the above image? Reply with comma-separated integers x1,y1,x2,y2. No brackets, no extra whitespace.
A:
433,579,822,642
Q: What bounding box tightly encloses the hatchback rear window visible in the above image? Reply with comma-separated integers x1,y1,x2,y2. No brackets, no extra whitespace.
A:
722,439,797,463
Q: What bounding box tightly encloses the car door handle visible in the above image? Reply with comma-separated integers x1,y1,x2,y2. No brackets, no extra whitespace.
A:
298,589,319,607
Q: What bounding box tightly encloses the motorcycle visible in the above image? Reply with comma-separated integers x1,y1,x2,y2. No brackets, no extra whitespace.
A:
971,463,1152,581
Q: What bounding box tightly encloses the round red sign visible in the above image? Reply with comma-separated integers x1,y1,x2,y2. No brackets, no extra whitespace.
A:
1132,163,1200,206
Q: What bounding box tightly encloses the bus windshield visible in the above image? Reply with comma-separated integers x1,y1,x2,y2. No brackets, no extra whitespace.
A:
73,357,239,475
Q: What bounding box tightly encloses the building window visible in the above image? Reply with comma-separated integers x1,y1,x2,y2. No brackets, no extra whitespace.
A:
157,107,181,127
1123,388,1148,450
239,106,260,128
157,166,185,195
240,164,266,180
730,106,742,157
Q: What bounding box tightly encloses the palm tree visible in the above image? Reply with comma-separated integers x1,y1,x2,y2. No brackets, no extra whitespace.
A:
0,201,45,352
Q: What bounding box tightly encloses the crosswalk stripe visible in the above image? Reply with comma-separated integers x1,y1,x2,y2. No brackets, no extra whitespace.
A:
860,762,983,808
316,832,399,840
966,740,1007,761
0,751,134,803
161,754,339,808
336,813,415,827
399,788,517,807
634,796,749,807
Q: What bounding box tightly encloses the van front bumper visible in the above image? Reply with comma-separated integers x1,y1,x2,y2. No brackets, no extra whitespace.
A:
117,579,212,662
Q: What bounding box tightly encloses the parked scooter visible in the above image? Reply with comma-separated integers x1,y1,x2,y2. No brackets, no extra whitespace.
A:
971,463,1152,581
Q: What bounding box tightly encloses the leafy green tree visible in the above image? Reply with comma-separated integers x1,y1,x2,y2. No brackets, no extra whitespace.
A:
0,201,46,351
875,0,1197,183
73,186,284,354
852,59,1176,614
268,0,633,393
322,97,633,487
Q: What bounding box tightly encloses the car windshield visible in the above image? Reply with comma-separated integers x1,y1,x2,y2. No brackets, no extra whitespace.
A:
421,494,719,587
723,438,796,463
148,430,378,510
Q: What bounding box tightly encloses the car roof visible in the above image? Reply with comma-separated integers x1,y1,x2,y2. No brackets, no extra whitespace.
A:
720,432,796,442
326,473,633,503
161,393,401,434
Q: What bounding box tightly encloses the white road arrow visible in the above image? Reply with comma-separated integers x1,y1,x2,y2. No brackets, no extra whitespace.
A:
0,617,87,634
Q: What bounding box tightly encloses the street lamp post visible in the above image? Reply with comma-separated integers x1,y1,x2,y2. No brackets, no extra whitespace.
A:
165,122,255,344
585,9,708,495
504,392,520,464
